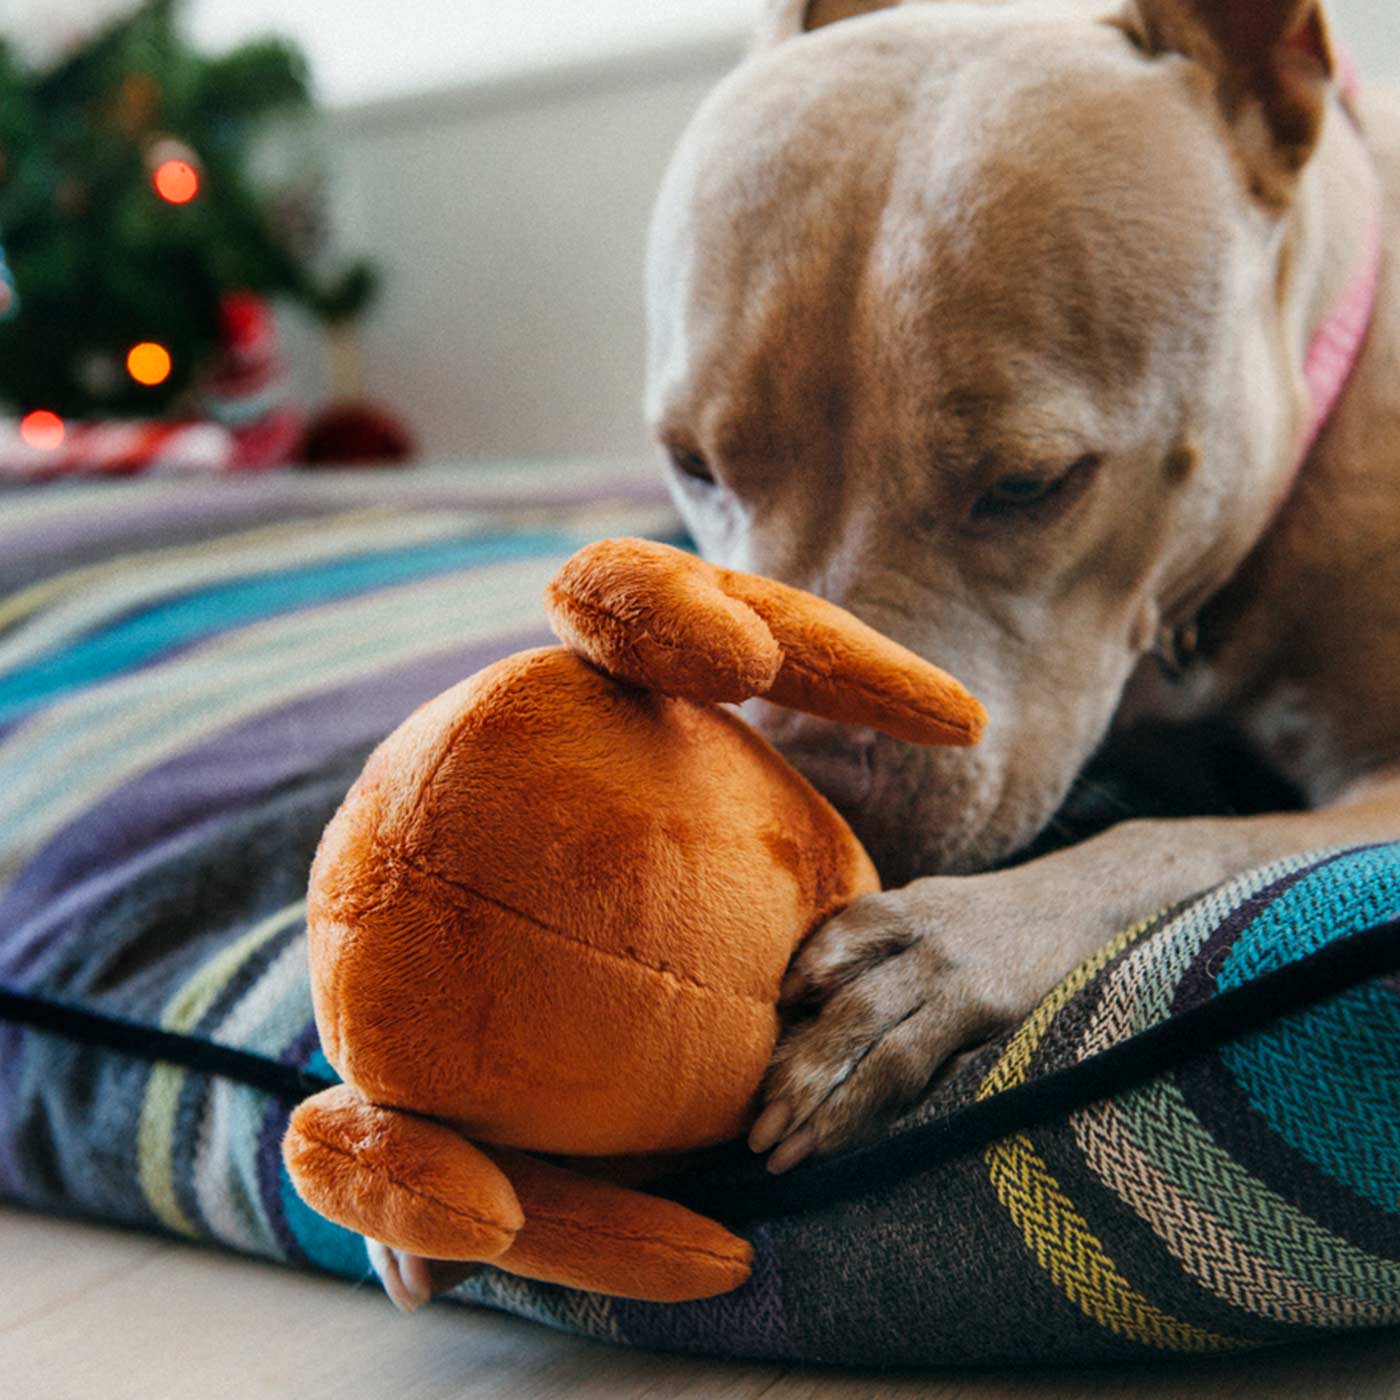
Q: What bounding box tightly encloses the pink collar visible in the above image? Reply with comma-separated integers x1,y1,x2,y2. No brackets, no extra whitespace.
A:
1160,55,1382,675
1292,50,1383,476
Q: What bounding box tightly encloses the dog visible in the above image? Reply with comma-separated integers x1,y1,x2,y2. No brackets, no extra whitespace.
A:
645,0,1400,1176
370,0,1400,1306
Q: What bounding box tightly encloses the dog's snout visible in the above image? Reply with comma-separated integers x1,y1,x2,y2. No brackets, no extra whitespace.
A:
786,743,876,810
749,708,880,810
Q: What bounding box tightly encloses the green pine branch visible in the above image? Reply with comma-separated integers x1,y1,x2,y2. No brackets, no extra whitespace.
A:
0,0,377,418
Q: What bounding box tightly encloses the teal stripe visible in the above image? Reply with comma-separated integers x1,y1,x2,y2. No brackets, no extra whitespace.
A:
1220,988,1400,1214
1214,845,1400,978
0,530,581,724
1217,844,1400,1213
302,1047,340,1083
279,1161,377,1279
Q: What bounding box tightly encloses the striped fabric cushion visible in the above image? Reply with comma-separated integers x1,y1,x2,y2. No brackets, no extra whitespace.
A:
1,463,1398,1368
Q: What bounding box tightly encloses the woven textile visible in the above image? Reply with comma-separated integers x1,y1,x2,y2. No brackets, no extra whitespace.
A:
1,465,1397,1366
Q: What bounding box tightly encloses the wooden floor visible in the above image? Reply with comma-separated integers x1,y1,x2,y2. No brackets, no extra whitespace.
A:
4,1208,1400,1399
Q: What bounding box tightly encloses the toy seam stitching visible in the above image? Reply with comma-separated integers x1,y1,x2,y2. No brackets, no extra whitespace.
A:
411,649,562,826
379,839,775,1007
510,1208,753,1266
294,1124,521,1240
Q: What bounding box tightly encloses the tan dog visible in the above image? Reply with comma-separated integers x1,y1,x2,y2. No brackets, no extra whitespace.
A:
372,0,1400,1306
646,0,1400,1174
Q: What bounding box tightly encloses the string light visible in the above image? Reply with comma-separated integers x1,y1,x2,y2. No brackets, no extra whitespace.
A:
153,158,199,205
127,341,173,386
20,410,65,451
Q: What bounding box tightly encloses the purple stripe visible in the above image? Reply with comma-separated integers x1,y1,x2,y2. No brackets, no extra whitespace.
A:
1169,854,1342,1016
0,1023,26,1198
0,631,553,963
0,807,250,989
2,492,360,588
5,471,671,584
258,1018,332,1267
257,1092,309,1267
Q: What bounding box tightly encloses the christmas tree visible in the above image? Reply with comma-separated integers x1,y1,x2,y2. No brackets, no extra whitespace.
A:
0,0,373,421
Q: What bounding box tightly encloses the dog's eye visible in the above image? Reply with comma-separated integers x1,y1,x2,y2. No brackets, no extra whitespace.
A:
971,454,1101,523
981,476,1054,509
667,446,715,485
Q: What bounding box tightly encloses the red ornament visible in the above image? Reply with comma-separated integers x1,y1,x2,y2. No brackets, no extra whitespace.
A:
219,292,273,354
20,411,65,451
154,159,199,204
146,138,203,205
300,401,415,467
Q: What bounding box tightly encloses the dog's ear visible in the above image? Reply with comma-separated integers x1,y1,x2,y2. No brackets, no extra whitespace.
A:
1122,0,1335,202
757,0,900,47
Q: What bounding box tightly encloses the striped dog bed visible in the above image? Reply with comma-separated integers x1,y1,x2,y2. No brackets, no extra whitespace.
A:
1,462,1397,1366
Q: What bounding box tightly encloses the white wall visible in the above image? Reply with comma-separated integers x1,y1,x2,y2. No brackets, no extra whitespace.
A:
188,0,1398,463
188,0,754,109
183,2,754,459
185,0,1400,110
1338,0,1400,79
325,41,741,460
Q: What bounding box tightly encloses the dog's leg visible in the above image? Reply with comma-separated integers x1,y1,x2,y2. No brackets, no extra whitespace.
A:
750,767,1400,1172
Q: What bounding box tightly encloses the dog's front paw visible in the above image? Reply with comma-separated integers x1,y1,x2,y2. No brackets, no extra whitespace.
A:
749,877,1043,1173
367,1238,435,1312
365,1239,484,1312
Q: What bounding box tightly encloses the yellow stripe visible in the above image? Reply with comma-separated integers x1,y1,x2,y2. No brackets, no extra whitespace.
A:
979,920,1150,1101
987,1135,1235,1351
135,900,306,1236
978,917,1239,1353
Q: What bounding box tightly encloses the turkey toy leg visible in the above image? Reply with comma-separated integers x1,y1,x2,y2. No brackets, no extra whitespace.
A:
284,1089,752,1303
479,1146,753,1303
283,1086,524,1262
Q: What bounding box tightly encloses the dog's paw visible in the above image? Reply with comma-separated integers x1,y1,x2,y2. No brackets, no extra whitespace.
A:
367,1238,435,1312
365,1239,487,1312
749,877,1044,1173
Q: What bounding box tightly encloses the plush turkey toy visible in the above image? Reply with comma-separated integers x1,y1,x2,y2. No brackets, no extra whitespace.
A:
283,539,985,1303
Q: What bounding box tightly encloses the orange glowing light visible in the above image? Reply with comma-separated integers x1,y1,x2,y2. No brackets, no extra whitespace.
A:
20,410,65,451
153,159,199,205
127,342,173,387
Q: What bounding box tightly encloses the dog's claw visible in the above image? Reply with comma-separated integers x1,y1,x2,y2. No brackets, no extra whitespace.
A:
748,1100,793,1153
767,1127,817,1175
758,882,1033,1163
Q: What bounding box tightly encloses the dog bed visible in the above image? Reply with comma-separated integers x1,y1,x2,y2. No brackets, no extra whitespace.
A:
2,464,1398,1367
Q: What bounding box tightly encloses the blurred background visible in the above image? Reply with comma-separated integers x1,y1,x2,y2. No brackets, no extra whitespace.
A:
1,0,1398,475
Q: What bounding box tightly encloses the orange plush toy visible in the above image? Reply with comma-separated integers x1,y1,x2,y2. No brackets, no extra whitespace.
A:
282,539,985,1303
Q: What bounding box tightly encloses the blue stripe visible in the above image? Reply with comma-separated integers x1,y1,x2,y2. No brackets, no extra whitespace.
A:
0,530,584,724
279,1163,373,1279
1219,986,1400,1215
1218,844,1400,1214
